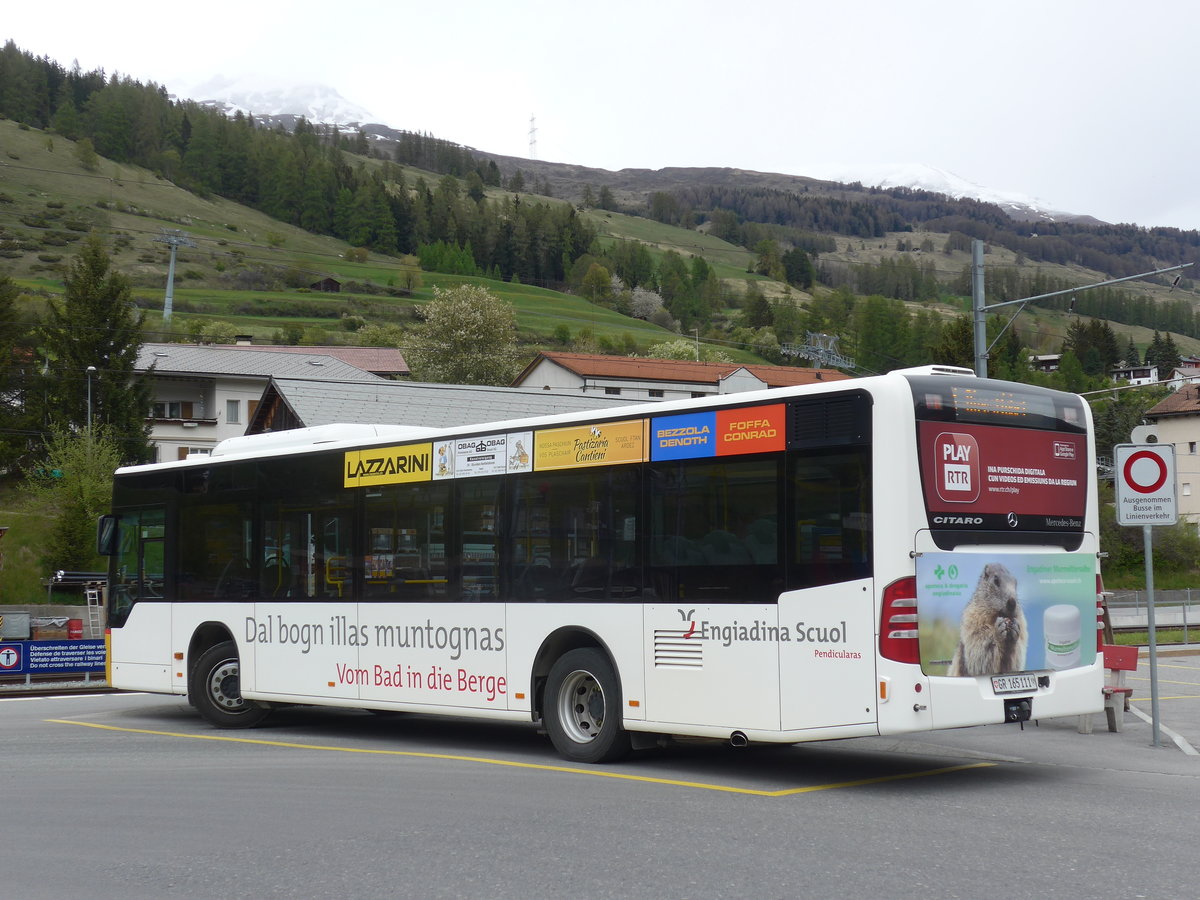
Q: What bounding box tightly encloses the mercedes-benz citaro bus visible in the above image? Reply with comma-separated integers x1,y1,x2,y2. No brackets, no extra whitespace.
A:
99,365,1104,763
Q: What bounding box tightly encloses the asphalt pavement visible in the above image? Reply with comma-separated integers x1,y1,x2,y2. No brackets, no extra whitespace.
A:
865,646,1200,780
5,647,1199,770
1121,646,1200,755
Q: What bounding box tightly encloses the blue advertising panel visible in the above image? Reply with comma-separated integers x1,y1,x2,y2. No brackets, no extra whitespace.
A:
0,641,105,675
651,411,716,461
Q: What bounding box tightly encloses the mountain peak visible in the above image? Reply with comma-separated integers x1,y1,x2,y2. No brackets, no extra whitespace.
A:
807,162,1093,224
176,75,375,126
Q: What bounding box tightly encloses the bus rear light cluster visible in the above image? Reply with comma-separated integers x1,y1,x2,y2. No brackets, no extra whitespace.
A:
879,576,920,664
1095,575,1107,652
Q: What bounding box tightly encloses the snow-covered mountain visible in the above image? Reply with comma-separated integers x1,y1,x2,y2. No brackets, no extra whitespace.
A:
808,162,1095,224
177,75,375,126
814,162,1037,205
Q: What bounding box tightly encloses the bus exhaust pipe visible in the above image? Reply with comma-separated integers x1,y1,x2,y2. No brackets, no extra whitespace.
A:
729,731,749,748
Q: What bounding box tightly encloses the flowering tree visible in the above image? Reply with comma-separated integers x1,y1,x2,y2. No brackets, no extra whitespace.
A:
23,426,123,570
645,339,733,364
407,284,522,385
631,287,664,319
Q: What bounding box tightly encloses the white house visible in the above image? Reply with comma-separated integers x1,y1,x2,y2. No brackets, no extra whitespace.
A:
1142,383,1200,528
510,352,848,401
1111,363,1158,386
1169,366,1200,390
136,344,383,461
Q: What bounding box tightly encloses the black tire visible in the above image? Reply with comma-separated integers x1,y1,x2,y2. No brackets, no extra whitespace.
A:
191,640,270,728
544,648,630,763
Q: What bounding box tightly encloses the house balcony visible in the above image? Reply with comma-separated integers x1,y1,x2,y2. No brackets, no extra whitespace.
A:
146,416,219,428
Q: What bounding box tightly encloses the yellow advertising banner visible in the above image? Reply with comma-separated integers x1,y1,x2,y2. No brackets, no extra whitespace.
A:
534,419,647,471
344,443,433,487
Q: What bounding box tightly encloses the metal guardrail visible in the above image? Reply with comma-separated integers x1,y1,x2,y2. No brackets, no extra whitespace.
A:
1107,589,1199,610
1106,589,1196,642
45,571,106,585
42,571,106,603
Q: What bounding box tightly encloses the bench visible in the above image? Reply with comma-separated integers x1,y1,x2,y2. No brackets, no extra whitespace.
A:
1078,644,1139,734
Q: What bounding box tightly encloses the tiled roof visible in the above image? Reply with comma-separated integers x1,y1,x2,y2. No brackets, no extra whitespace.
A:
211,344,409,375
256,379,640,431
511,351,849,387
138,344,382,382
1145,383,1200,418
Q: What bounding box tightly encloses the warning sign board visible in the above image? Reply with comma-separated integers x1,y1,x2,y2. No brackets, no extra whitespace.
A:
0,641,105,675
1115,443,1177,526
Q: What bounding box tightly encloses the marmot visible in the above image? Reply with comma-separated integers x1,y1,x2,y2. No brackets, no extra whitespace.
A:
947,563,1027,676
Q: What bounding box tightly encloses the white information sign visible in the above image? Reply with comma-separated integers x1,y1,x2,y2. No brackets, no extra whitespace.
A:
1114,443,1177,526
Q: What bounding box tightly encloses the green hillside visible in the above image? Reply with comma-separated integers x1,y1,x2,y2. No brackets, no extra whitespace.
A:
0,118,694,357
3,100,1197,370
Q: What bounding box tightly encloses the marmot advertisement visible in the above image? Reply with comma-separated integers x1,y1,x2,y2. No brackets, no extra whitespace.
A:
915,551,1097,677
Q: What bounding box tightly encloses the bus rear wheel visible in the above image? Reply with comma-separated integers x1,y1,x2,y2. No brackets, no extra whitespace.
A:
544,648,630,763
192,640,270,728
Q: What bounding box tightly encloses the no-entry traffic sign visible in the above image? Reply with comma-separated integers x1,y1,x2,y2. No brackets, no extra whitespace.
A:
1114,443,1177,526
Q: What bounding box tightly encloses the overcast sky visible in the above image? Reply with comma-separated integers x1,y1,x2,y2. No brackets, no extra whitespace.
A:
7,1,1198,231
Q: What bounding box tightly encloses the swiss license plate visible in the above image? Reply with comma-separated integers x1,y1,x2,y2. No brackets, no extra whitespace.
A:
991,673,1038,694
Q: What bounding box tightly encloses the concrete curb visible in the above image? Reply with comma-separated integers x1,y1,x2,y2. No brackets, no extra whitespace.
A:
1136,645,1200,658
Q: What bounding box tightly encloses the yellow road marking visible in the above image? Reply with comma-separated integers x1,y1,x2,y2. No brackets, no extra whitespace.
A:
1132,695,1200,702
47,719,993,797
1128,676,1200,688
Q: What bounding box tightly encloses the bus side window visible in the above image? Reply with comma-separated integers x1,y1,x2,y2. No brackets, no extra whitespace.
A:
788,447,872,589
260,510,300,599
363,483,448,601
509,469,640,603
178,502,254,601
322,515,351,599
459,478,501,601
256,455,357,601
111,508,165,614
648,459,782,603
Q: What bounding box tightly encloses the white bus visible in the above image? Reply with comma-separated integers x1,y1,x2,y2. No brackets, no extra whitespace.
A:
101,366,1104,763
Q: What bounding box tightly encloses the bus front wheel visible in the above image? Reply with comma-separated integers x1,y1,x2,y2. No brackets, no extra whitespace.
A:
191,640,270,729
544,648,630,763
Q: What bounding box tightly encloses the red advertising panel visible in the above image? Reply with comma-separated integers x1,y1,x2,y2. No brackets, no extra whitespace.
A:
918,421,1086,533
715,404,786,456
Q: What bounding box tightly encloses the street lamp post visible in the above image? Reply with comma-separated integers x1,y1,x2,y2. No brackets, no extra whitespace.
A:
86,365,97,431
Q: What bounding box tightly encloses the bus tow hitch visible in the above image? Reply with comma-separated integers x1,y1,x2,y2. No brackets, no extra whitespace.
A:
1004,698,1032,724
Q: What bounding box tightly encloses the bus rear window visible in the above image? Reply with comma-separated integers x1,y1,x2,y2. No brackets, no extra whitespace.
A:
909,375,1086,433
912,383,1089,548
